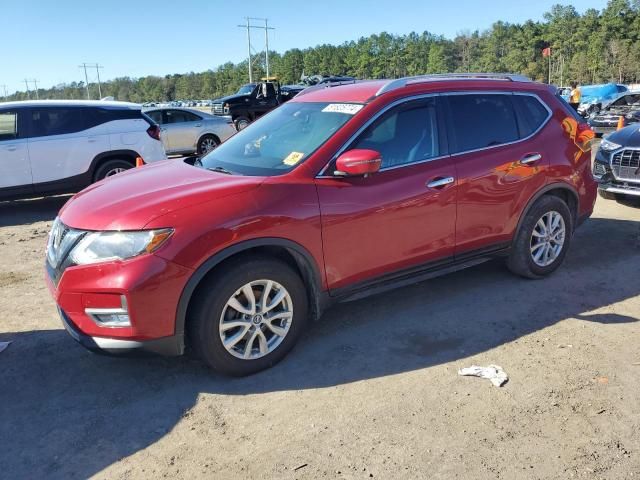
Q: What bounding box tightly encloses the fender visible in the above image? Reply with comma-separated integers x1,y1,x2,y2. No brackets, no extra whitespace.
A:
174,237,326,339
514,182,580,236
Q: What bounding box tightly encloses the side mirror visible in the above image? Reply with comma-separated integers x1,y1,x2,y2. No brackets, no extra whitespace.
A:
335,149,382,177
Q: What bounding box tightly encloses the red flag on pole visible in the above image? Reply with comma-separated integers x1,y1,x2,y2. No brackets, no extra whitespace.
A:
542,47,551,57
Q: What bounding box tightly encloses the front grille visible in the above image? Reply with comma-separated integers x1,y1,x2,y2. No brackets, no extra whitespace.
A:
611,149,640,183
46,218,85,285
212,103,224,115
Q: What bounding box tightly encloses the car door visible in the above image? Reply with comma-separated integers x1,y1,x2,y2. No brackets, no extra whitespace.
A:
315,97,458,292
443,92,552,256
161,110,203,153
0,108,32,191
27,107,110,188
254,83,278,118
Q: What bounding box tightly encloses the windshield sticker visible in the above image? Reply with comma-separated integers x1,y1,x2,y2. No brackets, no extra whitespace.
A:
283,151,305,166
322,104,364,115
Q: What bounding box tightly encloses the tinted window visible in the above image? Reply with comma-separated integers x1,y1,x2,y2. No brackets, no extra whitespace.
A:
0,111,18,141
447,94,518,153
146,110,163,124
29,108,91,137
513,95,549,138
166,110,200,124
351,98,439,169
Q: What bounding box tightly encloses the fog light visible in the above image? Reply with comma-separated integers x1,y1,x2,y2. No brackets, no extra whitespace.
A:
593,162,607,178
85,295,131,327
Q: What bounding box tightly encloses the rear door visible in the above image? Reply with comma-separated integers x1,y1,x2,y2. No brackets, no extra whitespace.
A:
0,108,32,190
443,92,552,256
161,109,203,153
27,107,110,187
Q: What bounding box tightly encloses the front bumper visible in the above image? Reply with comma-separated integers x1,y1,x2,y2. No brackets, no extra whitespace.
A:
598,182,640,197
590,125,616,135
46,252,193,356
58,307,183,355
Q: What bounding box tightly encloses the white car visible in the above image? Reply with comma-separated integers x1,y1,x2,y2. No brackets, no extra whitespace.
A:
144,107,237,155
0,100,166,201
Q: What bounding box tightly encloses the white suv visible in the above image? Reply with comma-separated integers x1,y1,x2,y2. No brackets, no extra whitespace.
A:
0,100,166,201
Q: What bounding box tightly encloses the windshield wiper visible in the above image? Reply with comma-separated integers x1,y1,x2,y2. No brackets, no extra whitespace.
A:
207,166,236,175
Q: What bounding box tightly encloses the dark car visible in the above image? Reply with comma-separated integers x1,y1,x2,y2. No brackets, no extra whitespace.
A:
588,91,640,135
211,80,301,130
593,124,640,203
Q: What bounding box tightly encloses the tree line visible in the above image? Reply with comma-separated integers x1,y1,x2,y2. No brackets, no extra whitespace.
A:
6,0,640,103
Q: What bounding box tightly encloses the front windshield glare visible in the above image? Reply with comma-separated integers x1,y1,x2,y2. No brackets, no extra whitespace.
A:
237,85,255,95
199,102,362,176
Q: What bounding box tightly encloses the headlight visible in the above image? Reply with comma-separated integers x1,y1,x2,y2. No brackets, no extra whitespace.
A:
223,103,230,114
599,138,622,153
69,229,173,265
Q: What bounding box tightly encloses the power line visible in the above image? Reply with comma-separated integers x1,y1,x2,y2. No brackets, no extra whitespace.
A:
237,17,275,82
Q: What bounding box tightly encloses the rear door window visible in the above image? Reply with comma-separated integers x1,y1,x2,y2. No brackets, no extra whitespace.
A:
446,94,518,153
29,108,89,137
145,110,163,124
513,95,550,138
0,110,19,141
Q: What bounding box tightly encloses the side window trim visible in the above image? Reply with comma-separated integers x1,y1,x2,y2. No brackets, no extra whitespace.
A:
0,109,21,141
441,91,552,157
316,93,447,177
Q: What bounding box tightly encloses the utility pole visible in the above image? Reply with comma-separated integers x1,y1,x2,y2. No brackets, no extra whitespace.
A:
237,17,275,82
27,79,40,100
95,64,103,98
79,63,91,99
24,79,31,100
0,84,7,101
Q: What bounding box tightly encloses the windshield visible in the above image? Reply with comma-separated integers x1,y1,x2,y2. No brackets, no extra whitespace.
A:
237,84,256,95
199,102,362,176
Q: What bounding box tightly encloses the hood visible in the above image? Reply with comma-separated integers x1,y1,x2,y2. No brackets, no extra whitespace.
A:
604,125,640,147
213,93,252,105
59,160,262,230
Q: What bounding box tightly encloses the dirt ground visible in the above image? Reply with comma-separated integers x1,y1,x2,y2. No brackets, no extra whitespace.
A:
1,189,639,479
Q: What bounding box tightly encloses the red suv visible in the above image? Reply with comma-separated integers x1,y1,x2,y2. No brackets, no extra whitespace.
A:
45,74,597,376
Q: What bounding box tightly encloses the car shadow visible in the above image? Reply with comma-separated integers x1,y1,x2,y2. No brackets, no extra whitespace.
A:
1,216,639,478
0,195,70,227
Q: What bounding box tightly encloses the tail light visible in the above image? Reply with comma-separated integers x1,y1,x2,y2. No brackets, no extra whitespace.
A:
146,124,161,141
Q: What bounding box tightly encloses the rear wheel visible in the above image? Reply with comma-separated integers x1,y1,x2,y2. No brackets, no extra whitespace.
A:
507,195,573,279
93,159,133,182
187,256,308,376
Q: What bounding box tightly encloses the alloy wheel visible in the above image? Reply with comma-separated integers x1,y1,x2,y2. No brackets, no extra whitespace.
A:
530,211,566,267
200,137,218,154
219,280,293,360
105,167,127,177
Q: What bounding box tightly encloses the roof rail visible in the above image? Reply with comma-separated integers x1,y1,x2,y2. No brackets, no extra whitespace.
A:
294,79,361,98
375,73,532,96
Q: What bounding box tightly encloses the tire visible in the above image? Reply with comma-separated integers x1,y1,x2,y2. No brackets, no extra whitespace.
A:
235,116,251,131
197,134,220,155
187,256,309,376
93,159,134,182
507,195,573,279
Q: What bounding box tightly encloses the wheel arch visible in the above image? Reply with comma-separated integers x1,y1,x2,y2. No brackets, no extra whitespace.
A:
175,238,326,340
90,150,139,181
515,182,580,237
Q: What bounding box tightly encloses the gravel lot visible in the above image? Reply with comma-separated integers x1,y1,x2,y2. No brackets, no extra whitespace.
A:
1,186,639,479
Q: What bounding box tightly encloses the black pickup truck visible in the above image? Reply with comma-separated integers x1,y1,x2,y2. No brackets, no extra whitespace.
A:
211,80,303,130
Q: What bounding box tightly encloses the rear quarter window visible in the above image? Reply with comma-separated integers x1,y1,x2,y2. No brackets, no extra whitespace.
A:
29,107,91,137
513,95,550,138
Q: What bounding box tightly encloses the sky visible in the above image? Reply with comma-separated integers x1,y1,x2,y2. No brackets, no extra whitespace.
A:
4,0,609,94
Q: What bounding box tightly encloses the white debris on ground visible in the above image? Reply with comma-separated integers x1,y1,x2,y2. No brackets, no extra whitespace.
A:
0,341,12,354
458,365,508,387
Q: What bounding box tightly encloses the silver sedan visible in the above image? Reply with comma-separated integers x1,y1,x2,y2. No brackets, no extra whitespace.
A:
144,107,236,155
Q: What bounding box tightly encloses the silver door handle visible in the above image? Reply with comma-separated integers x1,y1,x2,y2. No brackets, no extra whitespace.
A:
6,146,17,151
194,124,202,127
426,176,455,188
520,153,542,165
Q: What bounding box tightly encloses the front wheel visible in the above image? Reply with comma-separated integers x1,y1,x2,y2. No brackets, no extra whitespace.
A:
235,116,251,131
93,159,133,182
507,195,573,279
197,135,219,155
187,256,308,376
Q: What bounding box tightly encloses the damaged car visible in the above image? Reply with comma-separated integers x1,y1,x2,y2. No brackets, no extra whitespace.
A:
588,91,640,136
577,83,628,117
593,124,640,203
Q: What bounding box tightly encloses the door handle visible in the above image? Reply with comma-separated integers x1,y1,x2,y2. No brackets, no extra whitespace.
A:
6,146,17,151
194,123,202,127
520,153,542,165
426,176,455,189
88,137,98,143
